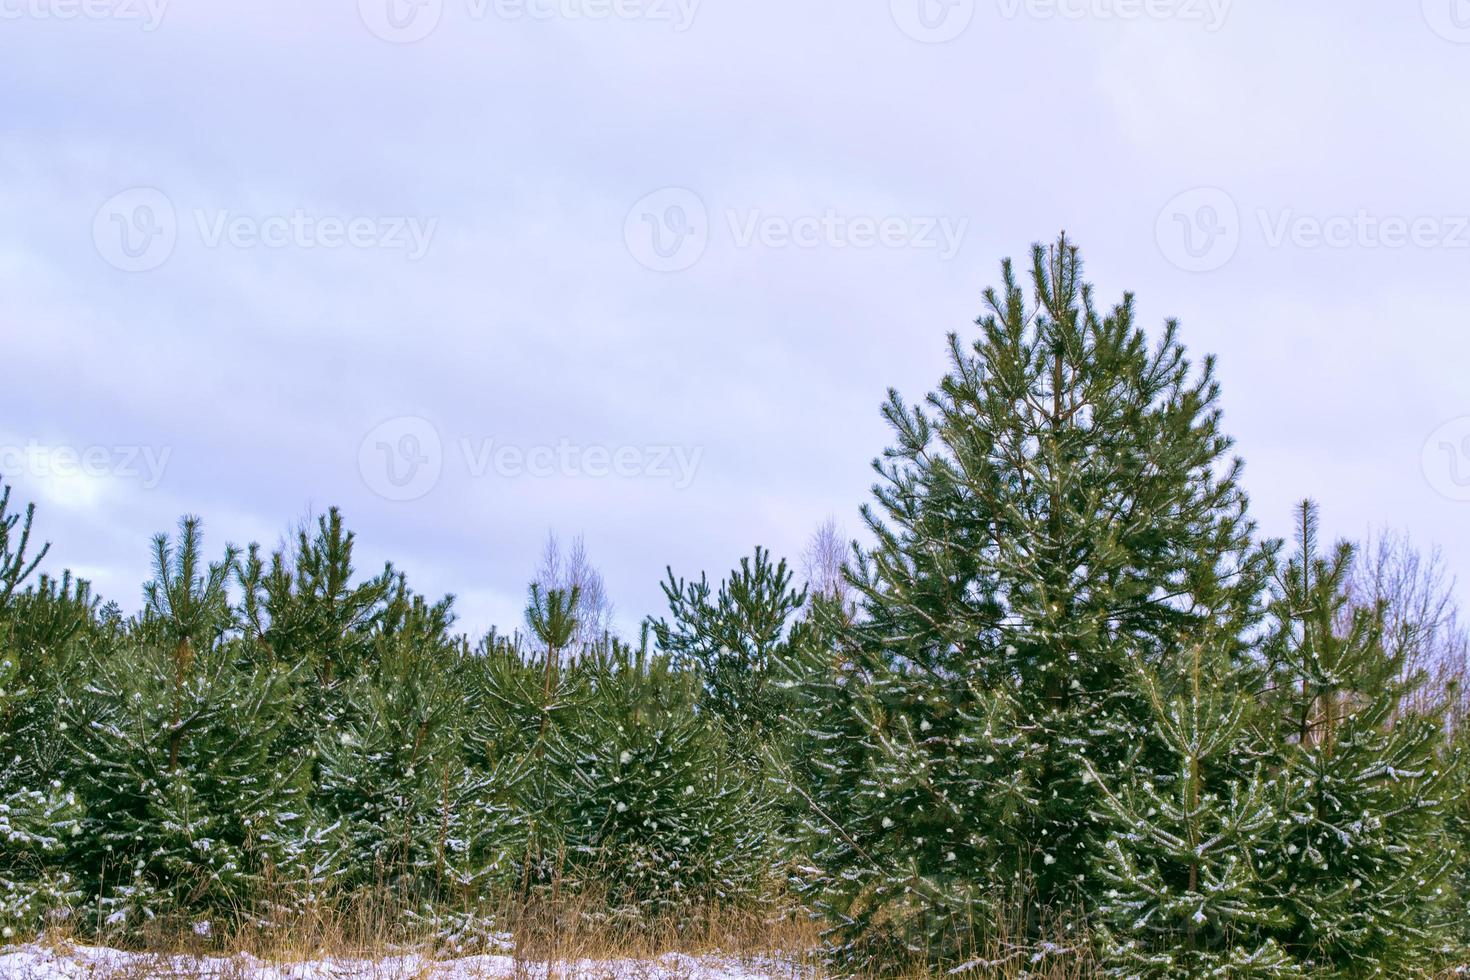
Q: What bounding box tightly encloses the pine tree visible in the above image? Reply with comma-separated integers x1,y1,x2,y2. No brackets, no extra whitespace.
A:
2,616,86,938
1446,727,1470,951
1,574,97,937
235,508,395,745
471,590,774,932
544,641,773,926
456,632,566,954
0,485,94,936
517,581,583,901
532,532,615,648
237,509,394,679
782,629,1036,970
788,235,1273,969
651,547,807,751
62,518,307,931
0,483,47,615
1259,502,1457,973
311,581,491,911
1086,643,1297,977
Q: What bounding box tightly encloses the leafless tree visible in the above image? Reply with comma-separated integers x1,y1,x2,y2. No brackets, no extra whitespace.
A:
532,530,614,650
1344,527,1469,724
801,516,851,613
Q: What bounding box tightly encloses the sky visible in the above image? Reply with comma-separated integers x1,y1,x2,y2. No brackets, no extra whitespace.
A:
1,0,1467,638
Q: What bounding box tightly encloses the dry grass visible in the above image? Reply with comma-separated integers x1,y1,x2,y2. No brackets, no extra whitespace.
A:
17,888,832,978
13,891,1108,978
7,865,1104,978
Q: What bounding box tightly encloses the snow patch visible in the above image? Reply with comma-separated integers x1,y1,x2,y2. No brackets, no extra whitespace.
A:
0,943,815,979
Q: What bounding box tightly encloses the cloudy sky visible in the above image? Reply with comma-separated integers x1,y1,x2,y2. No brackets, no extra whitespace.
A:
2,0,1468,637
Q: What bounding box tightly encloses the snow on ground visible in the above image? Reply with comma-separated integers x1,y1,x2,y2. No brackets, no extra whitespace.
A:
0,943,817,979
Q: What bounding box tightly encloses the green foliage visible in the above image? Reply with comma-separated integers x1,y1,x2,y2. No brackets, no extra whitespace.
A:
1257,503,1458,973
526,583,580,655
1,632,85,937
0,777,83,936
651,546,806,749
0,485,92,936
237,509,394,675
235,507,396,760
782,640,1035,970
470,617,775,927
60,520,307,929
1087,645,1296,977
0,573,99,818
545,645,772,922
313,620,505,904
61,637,306,926
782,235,1274,971
0,483,47,613
1446,732,1470,949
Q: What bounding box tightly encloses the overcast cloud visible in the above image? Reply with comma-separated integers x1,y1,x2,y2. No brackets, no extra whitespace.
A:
2,0,1467,636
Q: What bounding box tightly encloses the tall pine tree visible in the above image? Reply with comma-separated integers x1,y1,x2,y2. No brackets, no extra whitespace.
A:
788,235,1273,969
